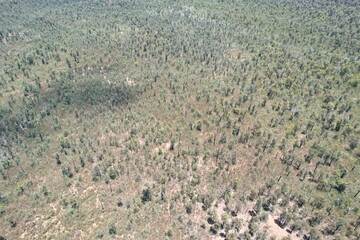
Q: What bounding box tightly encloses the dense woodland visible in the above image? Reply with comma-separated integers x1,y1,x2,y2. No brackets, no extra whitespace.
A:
0,0,359,239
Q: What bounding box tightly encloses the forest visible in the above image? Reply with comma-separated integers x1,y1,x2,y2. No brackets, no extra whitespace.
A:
0,0,359,239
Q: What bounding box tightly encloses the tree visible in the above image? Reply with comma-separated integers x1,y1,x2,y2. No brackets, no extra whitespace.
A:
334,179,346,192
104,176,112,192
92,166,102,181
309,229,321,240
278,211,291,228
332,219,348,234
141,188,152,203
109,224,116,235
117,197,123,207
